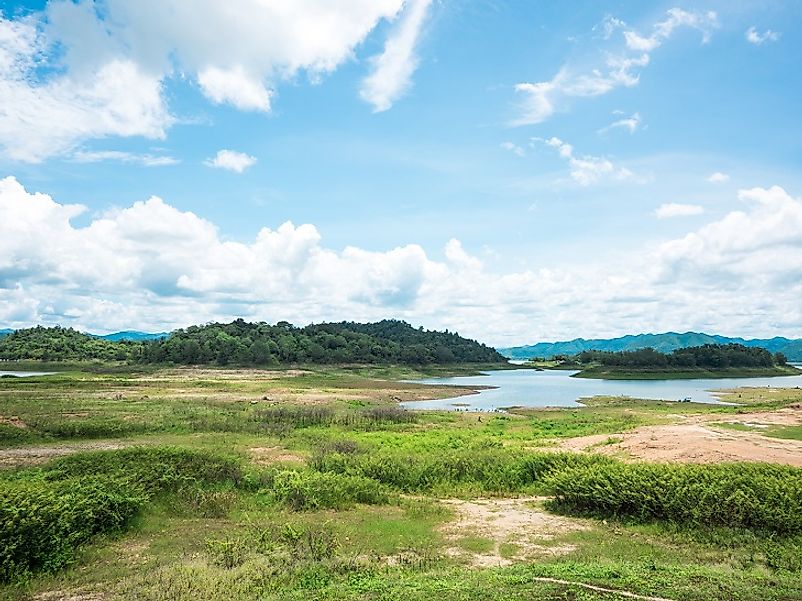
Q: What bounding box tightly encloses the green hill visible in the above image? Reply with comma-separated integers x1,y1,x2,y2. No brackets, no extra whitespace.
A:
501,332,802,362
0,320,505,366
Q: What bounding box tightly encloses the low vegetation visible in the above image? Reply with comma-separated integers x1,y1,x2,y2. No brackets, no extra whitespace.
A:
2,367,802,600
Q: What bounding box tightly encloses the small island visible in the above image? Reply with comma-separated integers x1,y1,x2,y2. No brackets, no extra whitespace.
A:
529,344,802,379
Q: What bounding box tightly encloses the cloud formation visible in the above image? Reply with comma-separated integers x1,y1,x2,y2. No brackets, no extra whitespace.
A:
512,9,717,126
0,1,423,162
535,137,637,186
745,27,780,45
205,150,257,173
599,112,642,134
655,203,704,219
360,0,432,112
4,177,801,344
72,150,179,167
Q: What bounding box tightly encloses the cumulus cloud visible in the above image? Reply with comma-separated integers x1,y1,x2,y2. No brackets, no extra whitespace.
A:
360,0,432,112
535,137,637,186
0,1,422,162
197,66,272,112
205,150,257,173
655,203,704,219
745,27,780,45
2,177,802,344
707,171,730,184
512,8,717,126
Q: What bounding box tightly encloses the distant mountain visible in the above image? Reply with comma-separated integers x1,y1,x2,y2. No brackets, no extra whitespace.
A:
0,328,167,342
98,331,168,342
500,332,802,362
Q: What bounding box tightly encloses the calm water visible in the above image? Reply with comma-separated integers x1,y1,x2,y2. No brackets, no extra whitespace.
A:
402,368,802,411
0,371,55,378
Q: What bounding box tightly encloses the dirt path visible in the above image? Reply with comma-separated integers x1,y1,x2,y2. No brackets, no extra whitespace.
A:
560,406,802,465
439,497,588,567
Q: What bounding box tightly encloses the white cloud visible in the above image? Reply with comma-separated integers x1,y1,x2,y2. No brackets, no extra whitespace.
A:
512,9,717,126
360,0,432,112
197,66,272,112
745,27,780,45
624,9,718,52
500,141,525,157
655,203,704,219
205,150,257,173
599,112,641,134
3,177,802,344
72,150,179,167
0,1,424,162
535,137,637,186
707,171,730,184
599,15,626,39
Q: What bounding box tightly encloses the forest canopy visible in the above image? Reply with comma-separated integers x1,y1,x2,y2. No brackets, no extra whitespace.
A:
0,320,505,366
572,344,788,369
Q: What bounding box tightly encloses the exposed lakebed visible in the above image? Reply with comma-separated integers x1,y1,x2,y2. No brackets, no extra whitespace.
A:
403,368,802,411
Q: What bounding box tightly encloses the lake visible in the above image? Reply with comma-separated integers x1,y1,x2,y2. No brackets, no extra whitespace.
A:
402,368,802,411
0,371,56,378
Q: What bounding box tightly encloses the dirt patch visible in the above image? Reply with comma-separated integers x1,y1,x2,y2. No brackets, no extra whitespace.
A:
0,442,128,469
561,421,802,466
439,497,588,567
0,414,27,428
248,446,306,465
708,407,802,427
34,590,107,601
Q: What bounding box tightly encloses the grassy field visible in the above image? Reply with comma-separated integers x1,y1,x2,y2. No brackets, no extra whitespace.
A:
2,366,802,600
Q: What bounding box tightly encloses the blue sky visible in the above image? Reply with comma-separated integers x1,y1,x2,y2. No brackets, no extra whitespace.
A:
1,1,801,345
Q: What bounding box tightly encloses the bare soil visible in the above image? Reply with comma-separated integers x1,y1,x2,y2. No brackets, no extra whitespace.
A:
0,442,127,468
560,406,802,465
439,497,588,567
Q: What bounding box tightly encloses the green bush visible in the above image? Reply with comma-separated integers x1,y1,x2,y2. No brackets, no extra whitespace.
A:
269,470,389,510
311,448,612,493
0,476,143,582
548,462,802,534
43,446,243,493
0,447,244,583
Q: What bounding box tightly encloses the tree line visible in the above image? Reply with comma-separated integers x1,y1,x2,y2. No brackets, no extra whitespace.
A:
573,343,788,369
0,320,505,366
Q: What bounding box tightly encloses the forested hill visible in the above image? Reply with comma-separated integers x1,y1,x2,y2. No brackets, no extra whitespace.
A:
0,320,506,366
140,320,504,365
500,332,802,361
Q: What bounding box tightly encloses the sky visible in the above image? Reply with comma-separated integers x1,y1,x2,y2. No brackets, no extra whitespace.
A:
1,0,801,346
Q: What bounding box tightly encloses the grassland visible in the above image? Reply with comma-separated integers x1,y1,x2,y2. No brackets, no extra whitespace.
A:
2,366,802,600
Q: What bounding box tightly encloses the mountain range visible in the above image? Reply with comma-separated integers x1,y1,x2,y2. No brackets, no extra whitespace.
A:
499,332,802,362
0,329,167,342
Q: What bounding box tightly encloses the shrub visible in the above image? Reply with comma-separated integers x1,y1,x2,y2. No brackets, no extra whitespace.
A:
0,447,244,583
269,470,389,511
548,462,802,534
0,476,143,582
310,448,612,493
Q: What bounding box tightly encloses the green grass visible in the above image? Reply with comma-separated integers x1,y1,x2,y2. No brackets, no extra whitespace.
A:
765,424,802,441
3,366,802,600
